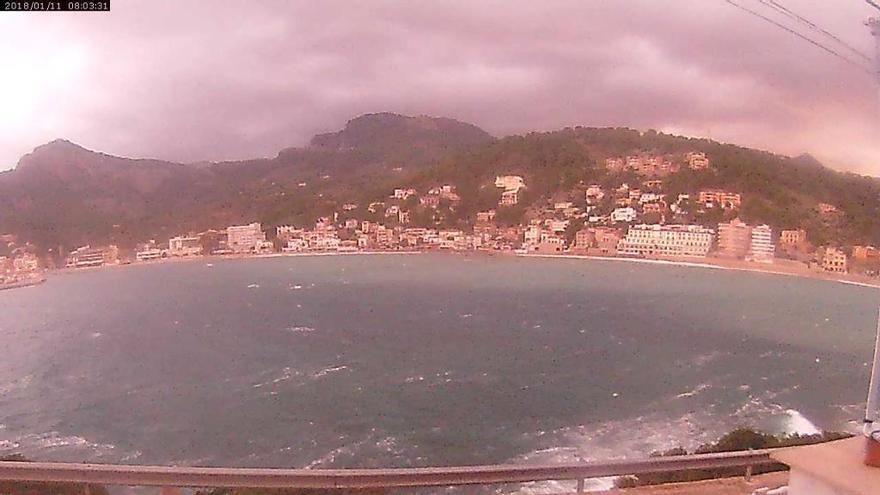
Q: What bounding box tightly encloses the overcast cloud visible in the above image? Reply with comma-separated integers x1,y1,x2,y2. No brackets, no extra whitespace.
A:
0,0,878,172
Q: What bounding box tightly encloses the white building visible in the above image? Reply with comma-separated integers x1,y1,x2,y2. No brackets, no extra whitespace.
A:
524,225,542,246
168,236,203,257
746,224,775,263
617,224,714,258
283,239,307,253
495,175,525,191
393,188,417,200
547,219,569,234
638,193,665,205
227,223,267,253
136,245,163,262
610,207,638,223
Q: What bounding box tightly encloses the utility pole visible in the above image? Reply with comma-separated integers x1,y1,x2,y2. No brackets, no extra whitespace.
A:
870,17,880,89
865,16,880,469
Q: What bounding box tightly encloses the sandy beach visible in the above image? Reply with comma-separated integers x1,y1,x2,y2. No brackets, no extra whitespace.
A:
519,253,880,290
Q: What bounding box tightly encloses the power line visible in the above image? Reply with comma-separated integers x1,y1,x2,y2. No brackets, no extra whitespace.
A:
724,0,873,74
757,0,871,62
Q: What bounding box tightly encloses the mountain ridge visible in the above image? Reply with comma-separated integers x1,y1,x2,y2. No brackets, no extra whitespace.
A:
1,113,878,260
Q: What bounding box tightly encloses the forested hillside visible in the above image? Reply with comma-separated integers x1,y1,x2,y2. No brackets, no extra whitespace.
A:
1,113,878,256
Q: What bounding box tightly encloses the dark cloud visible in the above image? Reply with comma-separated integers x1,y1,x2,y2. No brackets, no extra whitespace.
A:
1,0,878,172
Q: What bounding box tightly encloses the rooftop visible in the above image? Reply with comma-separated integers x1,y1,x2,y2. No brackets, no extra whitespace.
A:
771,437,880,495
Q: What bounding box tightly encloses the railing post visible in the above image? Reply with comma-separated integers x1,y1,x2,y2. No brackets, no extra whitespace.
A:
576,478,585,493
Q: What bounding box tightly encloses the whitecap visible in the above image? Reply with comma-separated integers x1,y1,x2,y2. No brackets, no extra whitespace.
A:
285,326,316,334
783,409,820,435
253,367,300,388
247,283,260,289
676,383,711,399
312,365,349,378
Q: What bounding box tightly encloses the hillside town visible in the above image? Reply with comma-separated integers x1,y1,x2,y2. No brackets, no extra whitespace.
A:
2,150,877,287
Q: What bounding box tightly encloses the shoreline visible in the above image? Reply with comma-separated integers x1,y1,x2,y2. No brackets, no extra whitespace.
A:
0,275,46,291
39,249,880,290
518,253,880,289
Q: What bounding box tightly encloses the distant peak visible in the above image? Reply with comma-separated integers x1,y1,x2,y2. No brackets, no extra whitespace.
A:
32,139,90,154
40,138,85,149
309,112,493,151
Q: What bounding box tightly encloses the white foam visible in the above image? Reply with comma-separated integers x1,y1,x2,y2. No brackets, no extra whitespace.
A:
0,430,117,458
676,383,711,399
252,367,301,388
285,326,316,334
312,365,349,378
784,409,821,435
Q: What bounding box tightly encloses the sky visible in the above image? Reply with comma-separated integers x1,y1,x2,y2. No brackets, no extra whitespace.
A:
1,0,879,173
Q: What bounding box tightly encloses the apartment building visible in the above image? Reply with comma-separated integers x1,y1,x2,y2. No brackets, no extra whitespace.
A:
66,245,117,268
686,151,710,170
717,218,752,259
822,247,847,273
698,190,741,209
168,236,203,257
495,175,525,191
746,224,775,263
227,223,268,253
500,189,520,206
617,224,714,258
574,229,595,250
135,240,163,262
610,207,638,223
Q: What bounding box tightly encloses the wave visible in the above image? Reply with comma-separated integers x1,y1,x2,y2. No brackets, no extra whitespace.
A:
783,409,820,435
0,429,120,460
284,326,316,334
312,365,349,379
304,439,365,468
252,366,301,388
675,382,712,399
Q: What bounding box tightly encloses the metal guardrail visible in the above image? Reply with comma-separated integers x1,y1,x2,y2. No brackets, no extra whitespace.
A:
0,449,778,491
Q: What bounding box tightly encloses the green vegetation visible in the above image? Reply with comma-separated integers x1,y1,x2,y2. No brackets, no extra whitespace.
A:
3,114,880,262
613,428,852,488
